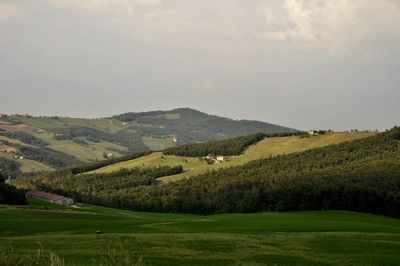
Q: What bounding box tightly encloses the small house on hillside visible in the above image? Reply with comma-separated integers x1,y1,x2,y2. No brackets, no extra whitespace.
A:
26,190,74,206
205,154,226,164
216,156,225,162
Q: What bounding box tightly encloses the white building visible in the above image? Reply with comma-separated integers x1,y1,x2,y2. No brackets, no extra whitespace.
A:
216,156,225,162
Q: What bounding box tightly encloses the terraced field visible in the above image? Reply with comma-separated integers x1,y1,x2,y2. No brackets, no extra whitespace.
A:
92,132,376,182
1,200,399,265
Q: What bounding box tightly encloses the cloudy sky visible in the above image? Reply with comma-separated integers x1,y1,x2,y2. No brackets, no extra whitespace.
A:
1,0,399,130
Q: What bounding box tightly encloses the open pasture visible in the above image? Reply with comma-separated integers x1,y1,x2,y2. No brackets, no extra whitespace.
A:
1,200,400,265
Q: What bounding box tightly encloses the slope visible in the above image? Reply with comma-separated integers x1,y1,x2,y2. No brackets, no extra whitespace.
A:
34,128,399,217
0,108,297,174
91,131,375,182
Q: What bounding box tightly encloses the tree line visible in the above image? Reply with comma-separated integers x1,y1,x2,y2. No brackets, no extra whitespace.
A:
35,165,183,207
62,151,152,175
0,173,26,204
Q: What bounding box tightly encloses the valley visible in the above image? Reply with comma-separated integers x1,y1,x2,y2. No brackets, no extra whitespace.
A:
1,111,398,266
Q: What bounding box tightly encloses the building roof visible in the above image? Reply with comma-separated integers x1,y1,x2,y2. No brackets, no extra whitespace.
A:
26,190,65,201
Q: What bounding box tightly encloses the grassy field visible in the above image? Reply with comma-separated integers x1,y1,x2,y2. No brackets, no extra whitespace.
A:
1,200,400,265
92,132,376,182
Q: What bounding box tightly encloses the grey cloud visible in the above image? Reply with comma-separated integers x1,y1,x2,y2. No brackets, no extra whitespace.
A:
0,0,399,130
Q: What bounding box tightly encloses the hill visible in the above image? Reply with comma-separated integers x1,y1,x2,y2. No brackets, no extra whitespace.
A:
31,129,393,216
1,200,400,265
90,131,375,182
0,108,297,176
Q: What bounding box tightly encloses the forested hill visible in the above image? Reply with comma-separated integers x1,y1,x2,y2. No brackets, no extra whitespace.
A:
35,128,399,217
112,108,297,143
0,108,296,175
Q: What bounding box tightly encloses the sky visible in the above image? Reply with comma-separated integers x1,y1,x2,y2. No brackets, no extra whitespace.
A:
1,0,400,131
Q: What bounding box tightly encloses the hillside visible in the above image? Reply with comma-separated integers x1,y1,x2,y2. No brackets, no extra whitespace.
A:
1,200,400,265
0,108,296,176
32,129,398,217
91,131,375,182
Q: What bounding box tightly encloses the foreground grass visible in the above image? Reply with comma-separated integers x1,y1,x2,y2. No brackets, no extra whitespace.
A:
92,132,376,182
1,200,400,265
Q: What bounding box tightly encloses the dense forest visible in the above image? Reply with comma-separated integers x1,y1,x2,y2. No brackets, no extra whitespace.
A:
0,173,26,204
35,127,400,217
164,132,301,157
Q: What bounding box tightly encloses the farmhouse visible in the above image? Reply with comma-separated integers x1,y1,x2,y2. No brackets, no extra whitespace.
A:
26,190,74,206
205,154,226,164
308,130,319,136
216,156,225,162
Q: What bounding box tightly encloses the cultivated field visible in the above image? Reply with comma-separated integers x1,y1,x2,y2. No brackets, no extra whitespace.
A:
92,132,376,182
1,200,399,265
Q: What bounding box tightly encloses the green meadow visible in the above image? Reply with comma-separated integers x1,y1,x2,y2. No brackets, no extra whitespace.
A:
1,199,400,265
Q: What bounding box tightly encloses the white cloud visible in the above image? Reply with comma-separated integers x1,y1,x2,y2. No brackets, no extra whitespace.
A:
257,0,400,56
0,3,30,25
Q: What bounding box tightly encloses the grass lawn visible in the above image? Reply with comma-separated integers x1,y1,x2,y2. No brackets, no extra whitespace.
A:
0,200,399,265
92,132,376,182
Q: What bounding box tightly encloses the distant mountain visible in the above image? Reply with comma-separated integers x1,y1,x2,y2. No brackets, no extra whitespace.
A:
0,108,297,175
112,108,297,144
